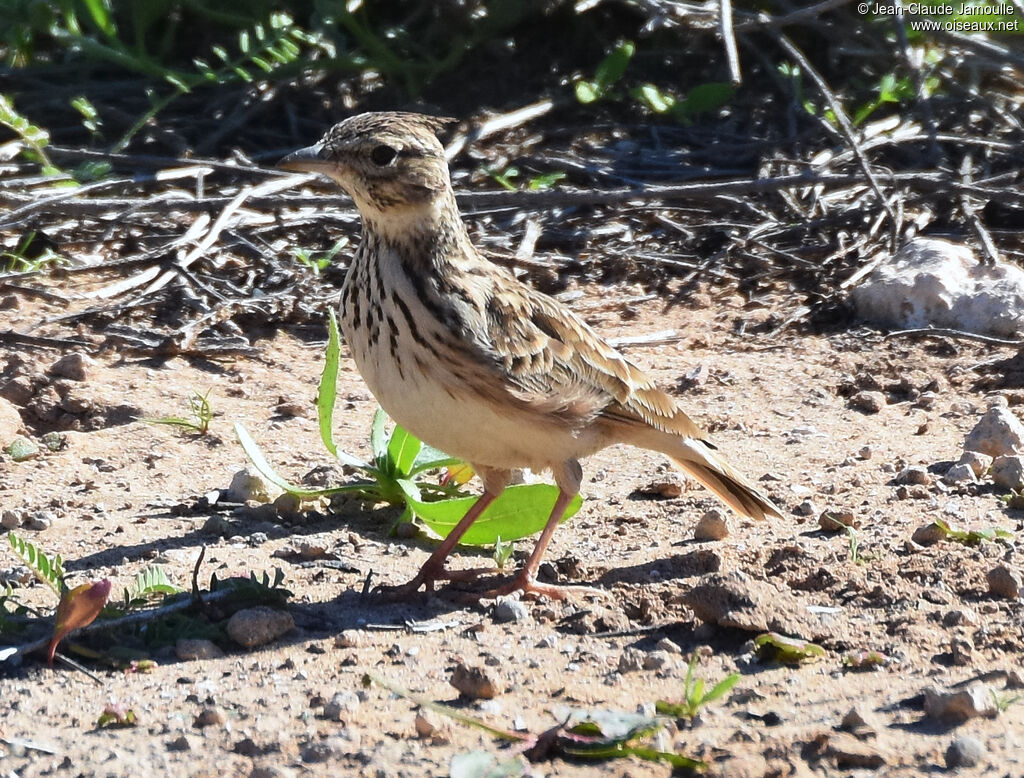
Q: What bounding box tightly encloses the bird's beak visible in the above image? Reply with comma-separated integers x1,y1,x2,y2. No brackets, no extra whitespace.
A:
277,143,334,175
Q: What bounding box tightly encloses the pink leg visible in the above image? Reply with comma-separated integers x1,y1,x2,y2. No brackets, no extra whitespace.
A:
478,488,593,601
377,489,500,600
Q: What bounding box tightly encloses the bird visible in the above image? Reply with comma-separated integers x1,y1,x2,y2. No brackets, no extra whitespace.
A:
279,111,782,600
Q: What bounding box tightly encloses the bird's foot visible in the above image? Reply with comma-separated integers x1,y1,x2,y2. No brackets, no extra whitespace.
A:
374,563,489,602
470,572,603,602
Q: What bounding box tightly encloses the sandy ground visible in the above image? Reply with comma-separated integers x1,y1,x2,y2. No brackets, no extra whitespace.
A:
1,281,1023,777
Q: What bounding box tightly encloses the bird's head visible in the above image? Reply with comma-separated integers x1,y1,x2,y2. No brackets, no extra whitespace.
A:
279,112,456,229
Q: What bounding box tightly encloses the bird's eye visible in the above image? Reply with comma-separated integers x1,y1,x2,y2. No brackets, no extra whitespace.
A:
370,144,398,166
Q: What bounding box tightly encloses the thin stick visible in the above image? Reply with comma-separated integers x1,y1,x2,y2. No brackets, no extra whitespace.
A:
772,32,897,246
959,153,1001,265
884,328,1024,347
718,0,742,85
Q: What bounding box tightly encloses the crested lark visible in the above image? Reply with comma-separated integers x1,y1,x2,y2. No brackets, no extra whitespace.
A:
280,111,782,600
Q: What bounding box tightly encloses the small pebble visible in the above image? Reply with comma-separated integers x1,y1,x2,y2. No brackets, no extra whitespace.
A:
986,565,1022,599
193,707,226,728
896,465,931,486
991,455,1024,490
794,499,818,516
47,352,95,381
26,510,56,531
693,509,729,540
943,463,976,485
450,663,500,700
964,406,1024,458
911,523,946,546
414,712,437,738
818,510,856,531
655,637,682,654
923,683,997,722
850,391,885,414
958,450,993,477
334,630,364,649
945,735,985,768
323,691,360,721
493,595,530,624
642,649,672,671
226,607,295,648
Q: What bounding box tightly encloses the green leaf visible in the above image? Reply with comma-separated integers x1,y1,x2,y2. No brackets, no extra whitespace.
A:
235,422,367,498
370,408,388,462
682,82,734,115
633,83,676,113
396,477,422,503
408,485,583,546
8,532,64,593
753,632,826,664
594,41,634,90
317,310,341,457
387,424,422,478
126,566,182,601
703,672,740,703
574,80,600,104
81,0,116,38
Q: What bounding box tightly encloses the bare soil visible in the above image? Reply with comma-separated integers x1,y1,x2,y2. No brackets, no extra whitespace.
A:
2,280,1023,778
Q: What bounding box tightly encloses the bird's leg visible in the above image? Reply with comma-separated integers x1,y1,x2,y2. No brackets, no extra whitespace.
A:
376,489,499,600
477,487,579,600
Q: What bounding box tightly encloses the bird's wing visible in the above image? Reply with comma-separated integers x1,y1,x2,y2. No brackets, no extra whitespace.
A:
468,273,707,440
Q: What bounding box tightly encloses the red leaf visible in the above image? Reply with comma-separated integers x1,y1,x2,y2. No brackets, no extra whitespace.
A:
47,579,112,665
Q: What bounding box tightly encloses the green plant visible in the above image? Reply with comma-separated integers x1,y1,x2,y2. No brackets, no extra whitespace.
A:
853,72,922,125
486,167,566,192
630,81,734,123
2,231,67,273
140,389,213,434
575,41,634,104
292,240,345,275
119,566,183,611
655,657,740,720
754,632,826,664
236,311,584,546
492,537,515,571
8,532,65,594
931,518,1013,545
991,689,1023,713
366,672,703,769
0,95,64,177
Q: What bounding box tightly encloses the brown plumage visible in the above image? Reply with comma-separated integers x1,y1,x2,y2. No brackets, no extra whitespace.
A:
280,111,782,599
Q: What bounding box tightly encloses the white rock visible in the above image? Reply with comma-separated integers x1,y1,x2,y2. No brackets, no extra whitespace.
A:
226,467,284,504
851,238,1024,337
0,397,23,447
47,352,96,381
991,455,1024,490
957,450,993,477
896,465,931,486
942,463,976,485
965,407,1024,458
492,595,530,623
923,683,998,721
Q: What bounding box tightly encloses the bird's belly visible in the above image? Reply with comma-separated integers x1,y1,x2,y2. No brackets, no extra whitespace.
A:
347,329,598,471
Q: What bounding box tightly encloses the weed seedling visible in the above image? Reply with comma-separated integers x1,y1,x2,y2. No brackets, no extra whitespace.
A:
656,656,740,721
141,389,213,435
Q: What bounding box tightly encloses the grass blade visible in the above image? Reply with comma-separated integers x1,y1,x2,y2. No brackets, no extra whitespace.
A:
317,309,341,457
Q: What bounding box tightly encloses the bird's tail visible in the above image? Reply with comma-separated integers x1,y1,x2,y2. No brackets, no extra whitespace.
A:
663,437,782,520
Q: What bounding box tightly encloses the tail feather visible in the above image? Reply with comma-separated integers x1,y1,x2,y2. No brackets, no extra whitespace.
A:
669,455,782,520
